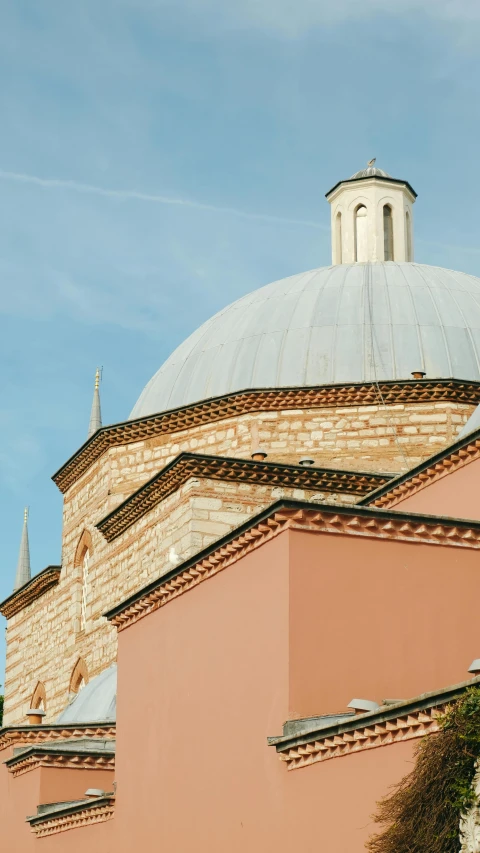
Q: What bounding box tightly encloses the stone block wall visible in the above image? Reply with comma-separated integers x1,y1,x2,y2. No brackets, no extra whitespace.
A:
4,477,348,726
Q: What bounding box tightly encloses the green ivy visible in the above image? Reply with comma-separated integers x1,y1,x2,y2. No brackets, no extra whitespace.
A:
368,687,480,853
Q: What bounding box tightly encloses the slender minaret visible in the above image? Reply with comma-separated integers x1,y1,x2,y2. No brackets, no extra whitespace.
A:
14,507,31,591
87,368,102,438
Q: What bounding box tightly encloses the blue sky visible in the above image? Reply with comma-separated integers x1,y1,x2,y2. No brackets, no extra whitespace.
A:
1,0,480,681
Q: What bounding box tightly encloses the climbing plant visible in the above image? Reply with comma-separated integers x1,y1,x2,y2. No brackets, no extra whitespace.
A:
367,687,480,853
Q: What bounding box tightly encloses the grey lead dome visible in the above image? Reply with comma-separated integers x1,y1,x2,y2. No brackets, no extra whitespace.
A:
130,262,480,420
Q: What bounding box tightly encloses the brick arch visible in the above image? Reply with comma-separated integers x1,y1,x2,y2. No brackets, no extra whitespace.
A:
69,657,89,694
30,681,46,711
74,529,93,569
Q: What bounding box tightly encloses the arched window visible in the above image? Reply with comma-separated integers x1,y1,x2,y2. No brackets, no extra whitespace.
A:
74,530,93,631
354,205,368,262
406,210,412,261
81,549,90,629
30,681,46,712
69,658,89,695
335,212,343,264
383,204,394,261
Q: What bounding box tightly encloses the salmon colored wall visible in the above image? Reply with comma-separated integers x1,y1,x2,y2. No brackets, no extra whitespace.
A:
38,766,115,804
114,534,290,851
0,746,40,853
289,529,480,717
389,459,480,521
0,742,115,852
112,531,419,851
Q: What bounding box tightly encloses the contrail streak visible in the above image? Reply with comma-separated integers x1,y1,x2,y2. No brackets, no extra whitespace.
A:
0,169,325,230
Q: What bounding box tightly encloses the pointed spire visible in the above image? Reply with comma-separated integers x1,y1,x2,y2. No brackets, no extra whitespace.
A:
14,507,31,591
87,368,102,438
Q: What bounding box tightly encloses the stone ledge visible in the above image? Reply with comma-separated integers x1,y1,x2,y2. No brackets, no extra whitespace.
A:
52,379,480,494
96,451,392,542
0,566,61,620
28,794,115,837
269,675,480,770
0,723,116,751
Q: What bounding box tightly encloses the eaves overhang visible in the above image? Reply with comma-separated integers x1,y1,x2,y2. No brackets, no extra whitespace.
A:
325,175,417,200
52,379,480,495
96,451,392,542
0,566,61,620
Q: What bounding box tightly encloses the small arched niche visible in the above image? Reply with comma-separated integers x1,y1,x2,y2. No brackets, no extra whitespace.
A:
354,205,368,262
335,211,343,264
30,681,47,712
74,529,92,569
69,657,89,696
383,204,394,261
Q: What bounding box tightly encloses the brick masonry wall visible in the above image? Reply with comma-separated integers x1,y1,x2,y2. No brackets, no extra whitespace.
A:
4,477,351,726
3,398,474,726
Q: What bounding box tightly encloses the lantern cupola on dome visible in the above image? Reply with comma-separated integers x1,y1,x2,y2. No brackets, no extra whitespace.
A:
325,160,417,265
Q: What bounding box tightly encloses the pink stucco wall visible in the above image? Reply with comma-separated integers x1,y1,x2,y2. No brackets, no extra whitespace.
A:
111,527,469,851
289,529,480,716
4,519,480,849
388,457,480,521
0,741,114,852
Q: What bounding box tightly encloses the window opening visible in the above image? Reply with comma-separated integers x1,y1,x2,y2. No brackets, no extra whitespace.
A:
355,205,368,262
383,205,394,261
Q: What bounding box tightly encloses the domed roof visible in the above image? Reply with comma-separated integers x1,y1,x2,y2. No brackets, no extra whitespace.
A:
350,165,391,180
57,665,116,724
130,263,480,420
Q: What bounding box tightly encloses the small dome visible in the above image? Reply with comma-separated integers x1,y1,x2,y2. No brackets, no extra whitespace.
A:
57,665,116,724
130,263,480,420
350,165,392,180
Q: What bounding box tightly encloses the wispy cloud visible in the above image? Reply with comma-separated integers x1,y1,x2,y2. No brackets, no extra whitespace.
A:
119,0,480,36
0,169,325,230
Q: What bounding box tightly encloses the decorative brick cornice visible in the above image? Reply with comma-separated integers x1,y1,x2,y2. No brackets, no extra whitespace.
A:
7,750,115,778
0,566,61,620
0,724,116,751
105,498,480,633
52,379,480,494
29,796,115,837
361,429,480,510
97,452,391,542
277,705,442,770
270,677,480,771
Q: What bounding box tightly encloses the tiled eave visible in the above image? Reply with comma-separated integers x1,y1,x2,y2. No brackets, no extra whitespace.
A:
28,794,115,838
6,744,115,777
0,566,61,620
269,675,480,771
96,451,392,542
105,497,480,633
0,723,116,751
360,427,480,509
52,378,480,494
